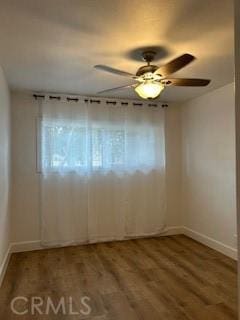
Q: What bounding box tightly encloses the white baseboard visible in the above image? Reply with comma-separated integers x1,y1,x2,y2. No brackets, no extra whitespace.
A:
160,226,184,236
157,226,237,260
0,240,44,288
1,227,237,287
182,227,238,260
8,229,184,253
0,246,11,288
8,228,238,261
11,240,42,253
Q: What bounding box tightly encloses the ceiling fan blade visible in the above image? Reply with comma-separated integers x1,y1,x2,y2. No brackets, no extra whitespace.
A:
97,84,136,94
154,54,195,77
165,78,211,86
94,65,136,78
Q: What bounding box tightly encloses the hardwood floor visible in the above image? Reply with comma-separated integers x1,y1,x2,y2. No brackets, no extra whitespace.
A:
0,235,237,319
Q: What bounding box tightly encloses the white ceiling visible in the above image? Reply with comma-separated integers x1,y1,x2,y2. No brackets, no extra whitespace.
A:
0,0,234,102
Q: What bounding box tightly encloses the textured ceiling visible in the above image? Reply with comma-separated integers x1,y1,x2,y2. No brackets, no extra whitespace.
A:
0,0,234,102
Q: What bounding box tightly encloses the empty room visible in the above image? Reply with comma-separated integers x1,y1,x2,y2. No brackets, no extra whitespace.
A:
0,0,239,319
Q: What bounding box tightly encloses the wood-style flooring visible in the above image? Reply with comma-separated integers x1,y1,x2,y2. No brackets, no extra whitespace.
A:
0,235,237,319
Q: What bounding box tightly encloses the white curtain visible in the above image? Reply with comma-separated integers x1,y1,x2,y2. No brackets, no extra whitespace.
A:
39,98,166,246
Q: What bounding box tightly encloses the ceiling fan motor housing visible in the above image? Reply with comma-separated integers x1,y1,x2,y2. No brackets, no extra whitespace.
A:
136,51,159,76
136,65,159,76
142,50,156,63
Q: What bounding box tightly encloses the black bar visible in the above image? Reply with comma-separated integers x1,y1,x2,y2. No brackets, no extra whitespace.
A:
33,94,161,108
49,95,61,100
106,101,117,105
33,94,45,99
67,97,79,102
90,99,101,104
133,102,143,106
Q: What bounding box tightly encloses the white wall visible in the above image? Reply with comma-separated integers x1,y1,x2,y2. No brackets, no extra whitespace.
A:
11,92,40,242
10,91,182,243
234,0,240,313
0,66,11,273
181,83,237,251
10,85,236,258
165,104,182,227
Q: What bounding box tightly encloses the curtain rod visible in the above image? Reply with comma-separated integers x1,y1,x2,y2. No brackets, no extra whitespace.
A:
33,94,168,108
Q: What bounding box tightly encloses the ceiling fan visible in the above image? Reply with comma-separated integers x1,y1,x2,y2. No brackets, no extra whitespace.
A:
94,51,210,100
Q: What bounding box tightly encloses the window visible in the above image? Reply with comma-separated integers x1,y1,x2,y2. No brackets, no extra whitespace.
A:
41,120,128,173
39,116,161,175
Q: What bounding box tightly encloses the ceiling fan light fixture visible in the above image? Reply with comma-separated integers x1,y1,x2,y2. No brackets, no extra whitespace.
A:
95,52,210,97
134,81,164,99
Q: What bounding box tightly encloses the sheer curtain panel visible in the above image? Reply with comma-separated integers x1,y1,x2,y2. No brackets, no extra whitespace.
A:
39,97,166,246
